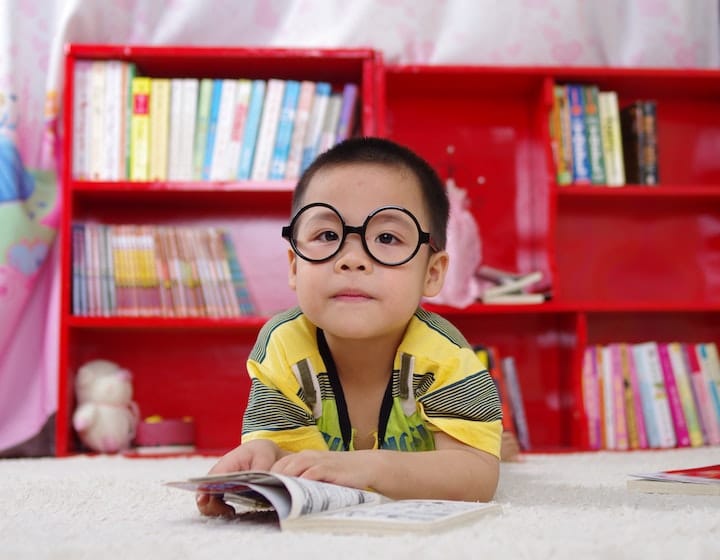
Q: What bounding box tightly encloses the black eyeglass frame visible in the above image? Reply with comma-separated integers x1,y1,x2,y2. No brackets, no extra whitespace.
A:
281,202,437,266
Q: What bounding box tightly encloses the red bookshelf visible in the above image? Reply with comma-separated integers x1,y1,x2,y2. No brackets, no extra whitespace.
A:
58,47,720,455
56,45,379,456
381,64,720,450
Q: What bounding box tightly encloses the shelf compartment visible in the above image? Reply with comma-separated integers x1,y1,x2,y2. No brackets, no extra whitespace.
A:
556,193,720,304
57,329,256,455
446,312,580,450
584,311,720,346
383,66,552,281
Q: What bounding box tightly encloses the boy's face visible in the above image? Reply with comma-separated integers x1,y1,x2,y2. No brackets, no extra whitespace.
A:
288,162,448,342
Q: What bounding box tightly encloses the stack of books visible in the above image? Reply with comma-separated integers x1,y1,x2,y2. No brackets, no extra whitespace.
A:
478,266,549,305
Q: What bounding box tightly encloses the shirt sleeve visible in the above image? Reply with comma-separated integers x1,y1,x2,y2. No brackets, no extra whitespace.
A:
416,348,503,458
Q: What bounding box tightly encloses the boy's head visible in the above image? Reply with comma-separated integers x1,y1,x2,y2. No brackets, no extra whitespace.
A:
284,137,450,343
292,137,449,250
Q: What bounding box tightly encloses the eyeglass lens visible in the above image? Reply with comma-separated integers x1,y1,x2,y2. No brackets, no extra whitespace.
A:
290,206,422,265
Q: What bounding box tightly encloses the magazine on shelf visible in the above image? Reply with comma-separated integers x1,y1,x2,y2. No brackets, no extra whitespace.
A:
167,470,502,533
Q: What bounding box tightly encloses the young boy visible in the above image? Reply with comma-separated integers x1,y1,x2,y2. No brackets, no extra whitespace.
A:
198,137,503,516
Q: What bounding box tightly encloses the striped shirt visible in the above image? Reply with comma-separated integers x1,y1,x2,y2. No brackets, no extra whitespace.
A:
242,307,502,457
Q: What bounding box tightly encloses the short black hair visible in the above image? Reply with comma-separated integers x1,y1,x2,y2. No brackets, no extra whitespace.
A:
292,137,449,249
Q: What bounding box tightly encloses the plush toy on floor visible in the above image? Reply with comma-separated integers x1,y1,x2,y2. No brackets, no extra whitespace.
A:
72,359,140,453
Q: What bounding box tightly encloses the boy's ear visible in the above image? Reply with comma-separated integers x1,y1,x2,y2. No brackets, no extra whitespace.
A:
288,248,298,291
423,250,449,297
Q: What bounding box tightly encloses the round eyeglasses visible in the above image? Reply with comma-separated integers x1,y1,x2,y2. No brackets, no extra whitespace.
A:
281,202,437,266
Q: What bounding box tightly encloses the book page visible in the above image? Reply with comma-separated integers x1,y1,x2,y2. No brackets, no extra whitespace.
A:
284,500,502,533
272,473,386,520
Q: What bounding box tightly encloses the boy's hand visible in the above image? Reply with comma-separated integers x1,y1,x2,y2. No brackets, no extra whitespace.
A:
196,439,282,516
270,449,377,491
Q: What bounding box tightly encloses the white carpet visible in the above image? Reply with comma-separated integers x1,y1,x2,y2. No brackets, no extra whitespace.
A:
1,447,719,559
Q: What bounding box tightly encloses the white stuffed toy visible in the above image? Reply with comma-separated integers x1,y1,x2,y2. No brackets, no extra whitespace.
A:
72,359,140,453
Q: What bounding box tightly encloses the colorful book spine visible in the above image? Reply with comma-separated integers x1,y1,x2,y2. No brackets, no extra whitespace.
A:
224,79,252,181
236,79,267,180
103,60,124,181
624,343,648,449
608,343,628,450
667,342,704,446
599,345,616,449
178,78,198,181
301,82,332,172
251,78,286,181
685,343,720,445
129,76,152,181
696,342,720,434
316,93,343,155
640,100,659,185
631,343,661,448
582,85,606,185
149,78,171,181
269,79,301,180
501,356,531,450
285,80,316,181
209,79,239,181
598,90,625,187
581,346,602,449
87,60,106,181
633,342,677,448
619,100,645,185
202,79,224,180
192,78,214,180
167,79,184,180
72,60,91,180
335,83,359,143
566,84,591,184
123,63,137,180
657,342,690,447
549,84,573,186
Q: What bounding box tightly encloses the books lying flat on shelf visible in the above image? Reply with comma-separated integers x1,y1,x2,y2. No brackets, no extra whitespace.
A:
477,266,548,305
167,470,502,533
627,464,720,496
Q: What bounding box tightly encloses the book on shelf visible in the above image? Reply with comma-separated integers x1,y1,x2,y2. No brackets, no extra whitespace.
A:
316,92,343,155
691,343,720,445
149,78,171,181
201,79,224,181
167,470,501,533
268,79,301,180
549,84,573,186
285,80,316,180
501,356,531,451
581,346,603,449
236,79,266,180
192,78,214,180
474,345,516,438
657,342,691,447
251,78,285,181
301,81,332,172
597,90,625,186
581,85,606,185
335,82,359,143
129,76,152,181
620,99,659,185
208,79,239,181
224,78,252,181
477,266,548,305
566,83,592,185
71,223,255,318
666,342,704,447
627,464,720,496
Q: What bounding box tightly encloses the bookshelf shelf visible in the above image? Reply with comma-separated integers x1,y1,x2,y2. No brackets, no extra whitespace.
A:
557,185,720,198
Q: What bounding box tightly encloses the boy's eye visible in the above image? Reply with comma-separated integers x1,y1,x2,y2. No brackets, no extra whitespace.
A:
376,232,400,245
316,229,340,243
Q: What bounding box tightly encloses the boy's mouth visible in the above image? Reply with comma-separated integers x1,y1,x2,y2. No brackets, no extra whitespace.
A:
332,290,373,301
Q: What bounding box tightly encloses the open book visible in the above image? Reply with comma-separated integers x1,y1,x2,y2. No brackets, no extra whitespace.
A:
627,464,720,496
167,470,502,533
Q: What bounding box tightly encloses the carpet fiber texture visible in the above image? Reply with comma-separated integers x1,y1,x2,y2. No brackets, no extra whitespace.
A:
2,447,719,559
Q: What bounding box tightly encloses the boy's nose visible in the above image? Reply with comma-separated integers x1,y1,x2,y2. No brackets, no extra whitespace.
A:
335,234,370,270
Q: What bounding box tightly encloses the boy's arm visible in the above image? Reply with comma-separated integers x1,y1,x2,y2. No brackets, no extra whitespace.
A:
269,431,500,502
